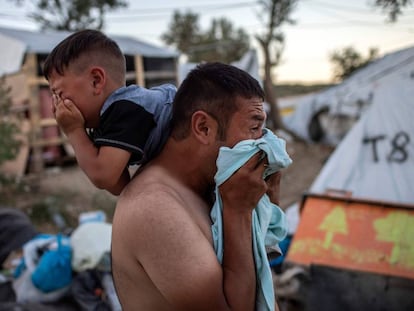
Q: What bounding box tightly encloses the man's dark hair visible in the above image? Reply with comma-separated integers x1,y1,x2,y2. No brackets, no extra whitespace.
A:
43,29,125,82
171,62,265,141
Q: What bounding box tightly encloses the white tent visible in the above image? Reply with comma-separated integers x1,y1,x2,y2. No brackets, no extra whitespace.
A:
310,52,414,205
0,33,26,76
284,45,414,146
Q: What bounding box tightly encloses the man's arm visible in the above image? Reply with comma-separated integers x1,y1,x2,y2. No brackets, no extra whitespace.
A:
265,170,283,311
265,171,282,206
219,151,268,310
54,97,130,194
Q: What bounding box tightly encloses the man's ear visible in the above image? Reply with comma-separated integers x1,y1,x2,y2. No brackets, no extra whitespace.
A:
90,67,105,95
191,111,217,144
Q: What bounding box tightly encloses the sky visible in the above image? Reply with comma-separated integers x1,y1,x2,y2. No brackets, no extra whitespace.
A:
0,0,413,84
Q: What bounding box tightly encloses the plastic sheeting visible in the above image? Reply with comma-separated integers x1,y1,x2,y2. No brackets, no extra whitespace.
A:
0,33,25,76
310,62,414,205
284,45,414,145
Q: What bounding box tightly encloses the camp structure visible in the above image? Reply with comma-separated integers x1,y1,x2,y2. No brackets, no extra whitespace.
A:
280,44,414,311
284,193,414,311
284,44,414,146
309,46,414,205
0,26,179,176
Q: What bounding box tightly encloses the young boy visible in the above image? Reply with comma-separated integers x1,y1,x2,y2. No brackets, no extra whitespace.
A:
43,29,176,195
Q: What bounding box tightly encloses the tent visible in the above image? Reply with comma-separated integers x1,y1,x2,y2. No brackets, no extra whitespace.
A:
0,33,25,76
283,50,414,309
309,48,414,205
284,45,414,146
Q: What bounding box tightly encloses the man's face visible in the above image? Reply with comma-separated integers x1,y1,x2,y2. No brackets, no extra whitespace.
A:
48,68,98,127
223,96,267,148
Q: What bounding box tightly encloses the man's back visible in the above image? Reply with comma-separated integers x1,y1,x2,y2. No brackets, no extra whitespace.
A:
111,161,217,310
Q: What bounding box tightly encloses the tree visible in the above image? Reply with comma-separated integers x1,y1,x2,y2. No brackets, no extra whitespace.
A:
161,11,201,59
192,18,251,63
373,0,413,22
12,0,127,31
161,11,250,63
254,0,299,134
330,46,379,82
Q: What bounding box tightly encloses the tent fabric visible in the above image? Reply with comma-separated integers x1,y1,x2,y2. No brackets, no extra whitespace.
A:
310,57,414,205
0,33,26,76
284,45,414,145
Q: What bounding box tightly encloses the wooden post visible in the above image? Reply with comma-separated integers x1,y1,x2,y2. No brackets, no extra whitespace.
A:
134,55,145,87
23,53,43,173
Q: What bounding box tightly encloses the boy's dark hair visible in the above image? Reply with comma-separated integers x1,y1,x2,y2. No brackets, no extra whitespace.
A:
43,29,125,82
171,62,265,141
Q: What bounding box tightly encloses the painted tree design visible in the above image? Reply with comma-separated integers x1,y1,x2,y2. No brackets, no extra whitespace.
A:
374,211,414,268
318,205,348,249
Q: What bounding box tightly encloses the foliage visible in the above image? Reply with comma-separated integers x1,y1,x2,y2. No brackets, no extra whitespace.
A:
161,10,250,63
254,0,299,133
161,11,201,58
0,77,22,205
255,0,297,68
0,78,20,167
12,0,127,31
330,46,379,82
373,0,413,22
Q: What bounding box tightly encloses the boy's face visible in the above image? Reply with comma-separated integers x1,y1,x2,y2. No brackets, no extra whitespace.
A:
48,67,100,127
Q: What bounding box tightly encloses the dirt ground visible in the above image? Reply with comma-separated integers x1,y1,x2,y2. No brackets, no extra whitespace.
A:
25,139,334,232
280,140,334,209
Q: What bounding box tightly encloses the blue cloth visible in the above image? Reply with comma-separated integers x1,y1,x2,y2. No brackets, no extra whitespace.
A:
211,128,292,311
269,235,292,267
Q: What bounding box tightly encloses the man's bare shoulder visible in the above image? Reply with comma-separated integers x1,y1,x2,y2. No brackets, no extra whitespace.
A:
117,167,182,217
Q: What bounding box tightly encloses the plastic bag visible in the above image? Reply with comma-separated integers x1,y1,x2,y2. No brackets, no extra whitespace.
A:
70,222,112,272
12,234,72,302
31,234,72,292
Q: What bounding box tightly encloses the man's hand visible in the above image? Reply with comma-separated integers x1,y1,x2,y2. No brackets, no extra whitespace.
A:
219,151,268,213
52,94,85,135
265,171,282,206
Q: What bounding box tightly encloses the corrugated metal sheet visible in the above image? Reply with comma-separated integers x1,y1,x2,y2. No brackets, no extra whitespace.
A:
0,26,178,58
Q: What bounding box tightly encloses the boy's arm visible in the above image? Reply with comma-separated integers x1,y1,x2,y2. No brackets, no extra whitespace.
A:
54,97,130,195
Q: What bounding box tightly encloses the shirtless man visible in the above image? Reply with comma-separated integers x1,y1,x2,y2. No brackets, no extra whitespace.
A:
111,62,281,311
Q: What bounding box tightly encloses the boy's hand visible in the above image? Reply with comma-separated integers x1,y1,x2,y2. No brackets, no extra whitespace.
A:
52,95,85,135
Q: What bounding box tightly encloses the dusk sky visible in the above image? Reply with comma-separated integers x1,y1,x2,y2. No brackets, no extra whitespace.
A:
1,0,413,83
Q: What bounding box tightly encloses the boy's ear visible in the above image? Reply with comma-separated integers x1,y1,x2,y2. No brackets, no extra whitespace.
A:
90,67,105,95
191,111,217,144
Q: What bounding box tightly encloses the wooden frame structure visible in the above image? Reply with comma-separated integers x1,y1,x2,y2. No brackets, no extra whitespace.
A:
0,27,179,176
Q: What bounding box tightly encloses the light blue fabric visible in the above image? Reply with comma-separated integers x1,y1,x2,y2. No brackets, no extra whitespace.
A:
211,128,292,311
